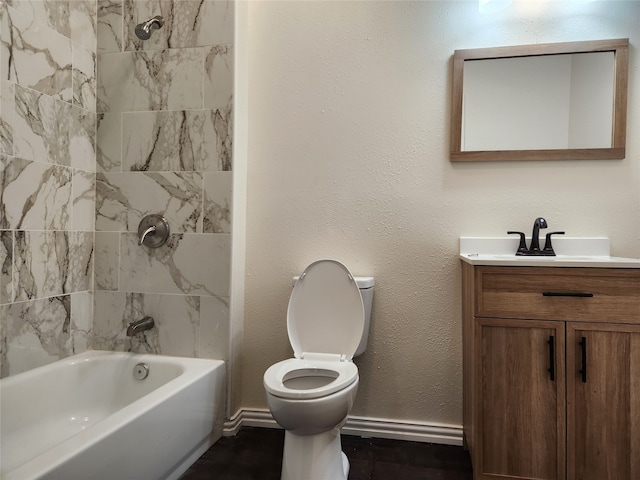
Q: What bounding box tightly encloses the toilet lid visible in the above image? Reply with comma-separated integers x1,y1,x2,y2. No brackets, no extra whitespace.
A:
287,259,365,361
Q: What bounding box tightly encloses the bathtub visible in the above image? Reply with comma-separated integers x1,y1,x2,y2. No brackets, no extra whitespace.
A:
0,350,225,480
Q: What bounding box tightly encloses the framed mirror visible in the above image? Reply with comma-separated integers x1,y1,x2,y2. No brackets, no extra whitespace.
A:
450,39,629,162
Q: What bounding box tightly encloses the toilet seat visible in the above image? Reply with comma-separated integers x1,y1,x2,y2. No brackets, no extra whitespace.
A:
287,259,365,361
264,357,358,400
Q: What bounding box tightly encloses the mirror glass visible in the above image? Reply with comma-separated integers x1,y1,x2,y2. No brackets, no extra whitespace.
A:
463,52,614,151
450,39,628,162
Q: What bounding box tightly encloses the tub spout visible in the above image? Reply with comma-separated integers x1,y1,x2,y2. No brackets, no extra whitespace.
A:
127,316,155,336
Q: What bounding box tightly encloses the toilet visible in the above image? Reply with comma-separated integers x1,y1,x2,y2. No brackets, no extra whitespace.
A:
263,259,374,480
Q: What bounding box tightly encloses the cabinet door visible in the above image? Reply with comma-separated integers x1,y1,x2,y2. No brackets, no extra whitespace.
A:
567,323,640,480
476,319,566,480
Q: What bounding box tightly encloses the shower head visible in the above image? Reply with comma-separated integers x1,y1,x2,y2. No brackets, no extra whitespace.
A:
135,15,165,40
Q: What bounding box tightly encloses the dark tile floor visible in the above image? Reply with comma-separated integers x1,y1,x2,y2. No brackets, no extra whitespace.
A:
180,427,473,480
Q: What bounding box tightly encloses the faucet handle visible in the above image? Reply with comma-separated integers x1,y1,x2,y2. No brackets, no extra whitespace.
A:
543,231,565,256
507,231,528,255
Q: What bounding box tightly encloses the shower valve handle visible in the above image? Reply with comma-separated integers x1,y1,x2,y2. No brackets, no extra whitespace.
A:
137,214,170,248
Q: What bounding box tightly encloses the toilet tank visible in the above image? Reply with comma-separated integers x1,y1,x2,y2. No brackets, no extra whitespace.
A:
291,275,374,358
354,276,374,357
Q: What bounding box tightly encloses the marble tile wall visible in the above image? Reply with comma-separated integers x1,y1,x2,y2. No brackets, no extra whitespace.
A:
93,0,233,362
1,0,97,377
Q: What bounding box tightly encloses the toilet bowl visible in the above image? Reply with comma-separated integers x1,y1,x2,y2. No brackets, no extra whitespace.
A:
264,358,358,434
263,259,373,480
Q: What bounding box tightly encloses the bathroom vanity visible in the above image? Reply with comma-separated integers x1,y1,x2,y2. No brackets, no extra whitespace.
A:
459,238,640,480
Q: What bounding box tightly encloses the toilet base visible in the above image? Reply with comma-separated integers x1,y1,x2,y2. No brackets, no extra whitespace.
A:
280,429,349,480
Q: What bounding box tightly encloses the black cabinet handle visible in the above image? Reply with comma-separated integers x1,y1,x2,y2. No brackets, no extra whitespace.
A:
543,292,594,298
579,336,587,383
548,335,555,381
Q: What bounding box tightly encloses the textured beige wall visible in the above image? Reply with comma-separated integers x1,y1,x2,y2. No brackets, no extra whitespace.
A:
240,1,640,426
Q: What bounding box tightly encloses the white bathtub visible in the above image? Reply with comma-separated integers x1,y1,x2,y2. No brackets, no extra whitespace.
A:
0,350,225,480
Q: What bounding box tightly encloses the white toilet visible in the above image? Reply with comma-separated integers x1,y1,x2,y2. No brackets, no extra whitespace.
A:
263,259,374,480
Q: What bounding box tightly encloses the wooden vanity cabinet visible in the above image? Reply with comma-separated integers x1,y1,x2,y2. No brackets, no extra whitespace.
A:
462,264,640,480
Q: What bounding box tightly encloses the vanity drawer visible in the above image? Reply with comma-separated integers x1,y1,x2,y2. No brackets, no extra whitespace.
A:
475,266,640,323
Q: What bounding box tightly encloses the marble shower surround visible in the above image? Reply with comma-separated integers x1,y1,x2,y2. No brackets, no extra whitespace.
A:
0,0,97,377
93,0,233,361
1,0,234,377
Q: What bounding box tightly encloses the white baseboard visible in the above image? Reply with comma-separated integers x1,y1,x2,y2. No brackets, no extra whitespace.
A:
223,408,463,446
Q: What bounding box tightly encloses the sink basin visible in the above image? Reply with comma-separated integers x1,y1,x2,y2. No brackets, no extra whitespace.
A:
460,237,640,268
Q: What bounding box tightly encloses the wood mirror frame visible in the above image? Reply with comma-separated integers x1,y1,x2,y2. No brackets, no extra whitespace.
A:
450,38,629,162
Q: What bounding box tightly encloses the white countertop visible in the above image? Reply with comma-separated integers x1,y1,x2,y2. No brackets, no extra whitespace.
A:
459,237,640,268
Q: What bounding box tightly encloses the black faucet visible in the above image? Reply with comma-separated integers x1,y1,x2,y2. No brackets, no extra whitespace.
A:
529,217,548,253
508,217,564,256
